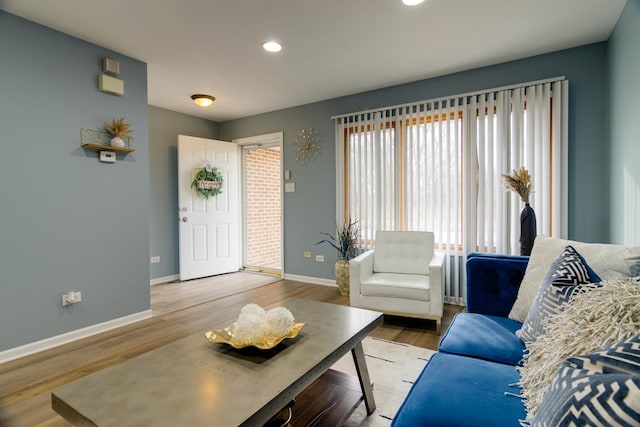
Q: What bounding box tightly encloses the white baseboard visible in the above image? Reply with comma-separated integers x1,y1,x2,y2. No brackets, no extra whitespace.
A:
0,310,153,364
284,273,336,287
150,274,179,286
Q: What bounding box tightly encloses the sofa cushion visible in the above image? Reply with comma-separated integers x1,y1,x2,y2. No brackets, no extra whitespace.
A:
391,352,526,427
531,333,640,427
438,312,525,366
509,236,640,322
373,231,434,275
466,253,529,317
361,273,430,301
518,245,601,345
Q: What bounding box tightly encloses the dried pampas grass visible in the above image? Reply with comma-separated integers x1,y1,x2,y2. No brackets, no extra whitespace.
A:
503,167,533,204
104,117,133,138
518,277,640,421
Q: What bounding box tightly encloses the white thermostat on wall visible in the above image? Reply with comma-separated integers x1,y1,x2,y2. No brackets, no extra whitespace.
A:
100,151,116,163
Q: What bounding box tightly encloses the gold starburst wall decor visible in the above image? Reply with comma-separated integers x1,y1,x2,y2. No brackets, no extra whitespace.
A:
295,128,320,165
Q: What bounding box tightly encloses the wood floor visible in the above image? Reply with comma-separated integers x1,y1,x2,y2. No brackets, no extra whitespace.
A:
0,273,463,427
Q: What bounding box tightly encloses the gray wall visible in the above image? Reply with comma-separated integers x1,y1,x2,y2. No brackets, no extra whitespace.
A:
0,12,150,351
609,0,640,245
219,43,610,280
148,106,219,280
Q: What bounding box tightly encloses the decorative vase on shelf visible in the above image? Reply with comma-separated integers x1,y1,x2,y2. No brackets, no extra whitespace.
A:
520,203,537,256
335,260,350,296
110,136,125,148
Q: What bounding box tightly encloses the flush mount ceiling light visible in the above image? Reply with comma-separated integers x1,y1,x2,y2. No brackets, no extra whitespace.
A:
191,94,215,107
263,41,282,53
403,0,425,5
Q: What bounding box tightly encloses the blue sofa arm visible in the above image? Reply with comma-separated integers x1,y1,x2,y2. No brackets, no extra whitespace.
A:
466,253,529,317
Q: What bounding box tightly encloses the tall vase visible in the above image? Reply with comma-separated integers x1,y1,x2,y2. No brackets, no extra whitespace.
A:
520,203,537,256
335,260,350,296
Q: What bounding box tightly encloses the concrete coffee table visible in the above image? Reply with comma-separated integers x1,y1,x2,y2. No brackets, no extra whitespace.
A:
52,298,383,426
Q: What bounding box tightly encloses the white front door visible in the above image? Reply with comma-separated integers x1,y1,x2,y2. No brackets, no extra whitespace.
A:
178,135,241,281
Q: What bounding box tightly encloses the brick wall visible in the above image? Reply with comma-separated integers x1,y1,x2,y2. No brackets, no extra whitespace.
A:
245,147,281,270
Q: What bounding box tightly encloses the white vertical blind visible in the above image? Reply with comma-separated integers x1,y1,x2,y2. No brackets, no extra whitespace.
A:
334,78,568,305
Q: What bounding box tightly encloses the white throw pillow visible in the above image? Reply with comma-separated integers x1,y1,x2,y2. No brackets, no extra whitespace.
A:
508,236,640,322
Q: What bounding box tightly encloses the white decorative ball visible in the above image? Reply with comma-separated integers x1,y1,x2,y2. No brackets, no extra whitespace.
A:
265,307,294,337
239,303,266,321
233,313,265,345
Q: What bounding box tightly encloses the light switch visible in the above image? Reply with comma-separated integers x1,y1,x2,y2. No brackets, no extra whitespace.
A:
285,182,295,192
284,170,291,180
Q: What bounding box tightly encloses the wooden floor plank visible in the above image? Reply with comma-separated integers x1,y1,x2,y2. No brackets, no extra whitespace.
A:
0,274,463,427
290,369,363,427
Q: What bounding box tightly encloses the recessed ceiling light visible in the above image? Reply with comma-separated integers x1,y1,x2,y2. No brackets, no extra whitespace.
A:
403,0,424,5
191,94,215,107
263,41,282,53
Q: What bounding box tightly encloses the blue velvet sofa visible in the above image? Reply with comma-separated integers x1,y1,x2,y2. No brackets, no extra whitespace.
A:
392,253,530,427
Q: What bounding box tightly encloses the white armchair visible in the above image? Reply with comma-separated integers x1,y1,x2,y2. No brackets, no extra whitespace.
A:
349,231,445,333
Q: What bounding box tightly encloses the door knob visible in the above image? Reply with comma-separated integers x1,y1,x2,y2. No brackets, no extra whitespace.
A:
182,217,188,222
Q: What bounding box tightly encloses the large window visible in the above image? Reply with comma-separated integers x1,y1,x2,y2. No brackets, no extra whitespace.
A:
335,79,568,304
403,113,463,248
345,123,397,240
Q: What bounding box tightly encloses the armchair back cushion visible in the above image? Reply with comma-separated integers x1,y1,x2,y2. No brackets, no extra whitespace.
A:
373,231,434,275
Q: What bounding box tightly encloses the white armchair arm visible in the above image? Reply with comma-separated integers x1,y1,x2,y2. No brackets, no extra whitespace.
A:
429,251,446,316
349,249,374,306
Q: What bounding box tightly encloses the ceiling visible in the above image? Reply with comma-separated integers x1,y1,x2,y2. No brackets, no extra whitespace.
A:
1,0,626,122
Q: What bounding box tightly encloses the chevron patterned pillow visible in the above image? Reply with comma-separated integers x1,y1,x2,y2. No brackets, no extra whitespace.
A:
519,245,601,346
531,333,640,427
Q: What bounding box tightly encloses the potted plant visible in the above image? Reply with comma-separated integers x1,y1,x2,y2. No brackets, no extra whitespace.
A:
104,117,133,148
503,166,536,256
316,217,360,296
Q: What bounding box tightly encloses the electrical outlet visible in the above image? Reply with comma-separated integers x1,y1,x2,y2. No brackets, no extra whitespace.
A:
303,251,312,258
150,256,160,264
62,291,82,306
315,255,325,262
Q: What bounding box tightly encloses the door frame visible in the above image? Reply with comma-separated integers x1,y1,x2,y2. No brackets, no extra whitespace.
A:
233,132,284,278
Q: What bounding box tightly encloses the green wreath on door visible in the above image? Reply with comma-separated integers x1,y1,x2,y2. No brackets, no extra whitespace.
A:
191,162,224,199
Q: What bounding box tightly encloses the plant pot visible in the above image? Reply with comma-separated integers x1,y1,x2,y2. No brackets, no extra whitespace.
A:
110,136,125,148
335,260,350,296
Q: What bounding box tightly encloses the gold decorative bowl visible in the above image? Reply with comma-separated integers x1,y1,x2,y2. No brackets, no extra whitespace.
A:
204,322,306,350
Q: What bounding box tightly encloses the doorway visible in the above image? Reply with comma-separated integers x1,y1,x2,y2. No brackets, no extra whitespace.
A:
234,133,283,276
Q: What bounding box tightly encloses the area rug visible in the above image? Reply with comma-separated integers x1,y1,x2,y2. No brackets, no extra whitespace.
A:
331,337,435,427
